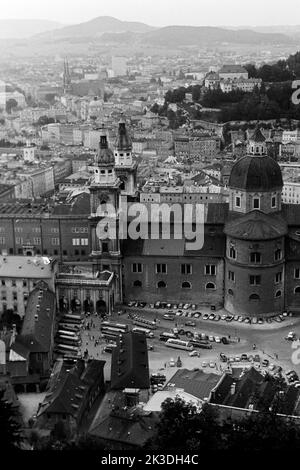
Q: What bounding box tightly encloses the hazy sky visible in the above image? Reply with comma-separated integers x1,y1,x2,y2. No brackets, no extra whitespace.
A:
1,0,300,27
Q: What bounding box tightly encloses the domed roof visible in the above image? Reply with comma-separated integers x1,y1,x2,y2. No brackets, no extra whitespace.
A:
229,155,283,192
97,133,114,167
224,211,288,240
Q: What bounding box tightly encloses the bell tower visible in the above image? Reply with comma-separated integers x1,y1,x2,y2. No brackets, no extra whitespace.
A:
114,117,137,196
89,128,123,306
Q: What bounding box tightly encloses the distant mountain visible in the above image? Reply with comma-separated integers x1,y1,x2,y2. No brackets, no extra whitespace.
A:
0,19,64,39
36,16,155,40
141,26,293,46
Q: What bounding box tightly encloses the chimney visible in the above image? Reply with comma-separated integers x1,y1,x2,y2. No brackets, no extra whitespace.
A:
230,382,236,395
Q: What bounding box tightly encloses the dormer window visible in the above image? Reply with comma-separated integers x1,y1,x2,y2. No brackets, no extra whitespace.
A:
271,196,276,208
235,196,241,208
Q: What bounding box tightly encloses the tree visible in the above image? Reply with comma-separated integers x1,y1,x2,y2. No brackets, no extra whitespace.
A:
0,390,22,450
6,98,18,114
44,93,56,104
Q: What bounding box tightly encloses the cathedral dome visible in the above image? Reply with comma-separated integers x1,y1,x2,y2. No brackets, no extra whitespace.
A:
228,155,283,192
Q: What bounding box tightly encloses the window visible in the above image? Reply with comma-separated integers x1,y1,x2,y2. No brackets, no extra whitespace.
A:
157,280,166,288
275,290,282,298
81,239,88,246
132,263,143,273
228,289,234,296
0,237,5,244
271,196,277,208
133,280,142,287
23,280,27,287
274,249,282,261
1,280,5,286
235,196,241,208
51,227,59,233
249,293,260,301
205,265,216,276
16,237,23,245
181,264,192,275
102,242,109,253
250,275,261,286
229,247,236,259
156,264,167,274
275,272,282,284
1,293,6,301
63,250,67,256
253,197,260,209
72,238,80,246
75,249,79,256
295,268,300,279
228,271,235,282
294,286,300,294
32,227,41,233
51,238,60,245
182,281,191,289
205,282,216,289
54,250,58,255
250,252,261,263
12,280,16,287
102,265,110,270
33,237,41,245
13,292,17,301
15,227,23,233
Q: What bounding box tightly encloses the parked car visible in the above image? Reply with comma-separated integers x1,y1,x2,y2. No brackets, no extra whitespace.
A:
154,301,161,309
169,358,176,367
189,350,200,357
194,312,201,318
202,361,208,368
254,354,261,362
183,303,191,310
149,304,155,309
221,314,227,321
244,317,251,324
166,303,172,309
209,361,216,368
234,356,241,362
163,314,175,321
178,303,184,309
285,331,296,341
150,373,166,385
202,313,209,320
214,336,221,343
238,316,243,322
214,314,221,321
252,317,258,324
185,321,196,327
191,304,197,310
258,318,264,324
226,315,234,322
268,364,276,371
176,311,182,317
220,353,227,362
282,311,288,317
241,353,248,361
208,335,215,342
262,359,269,367
172,304,178,310
209,313,215,320
233,315,240,321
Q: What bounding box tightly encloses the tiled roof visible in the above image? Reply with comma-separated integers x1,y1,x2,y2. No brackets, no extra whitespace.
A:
224,211,288,240
111,332,150,390
165,368,220,400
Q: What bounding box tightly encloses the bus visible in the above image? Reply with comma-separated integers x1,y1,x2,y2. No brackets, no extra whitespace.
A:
100,322,128,333
165,338,193,351
56,344,79,352
56,335,81,346
159,332,179,342
57,329,78,337
133,317,157,330
189,339,212,350
58,323,81,332
61,314,83,325
132,327,155,338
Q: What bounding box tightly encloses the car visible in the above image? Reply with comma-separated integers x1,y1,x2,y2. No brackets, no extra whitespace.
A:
226,315,234,322
268,364,276,371
161,302,168,309
202,313,209,320
169,358,176,367
183,303,191,310
154,301,161,309
220,353,227,362
244,317,251,324
286,369,298,377
189,350,200,357
172,304,178,310
274,316,282,322
214,314,221,321
248,355,254,362
221,314,227,321
238,316,243,322
187,312,193,318
209,361,216,368
194,313,200,318
167,310,174,315
139,302,146,308
282,311,288,317
241,353,248,361
151,384,158,393
191,304,197,310
150,373,166,385
214,336,221,343
233,315,240,321
181,311,188,317
163,314,175,321
173,328,179,335
254,354,261,362
279,314,285,321
178,303,184,309
185,321,196,327
209,313,215,320
149,303,155,309
200,333,208,341
166,303,172,309
176,311,182,317
208,335,215,342
234,356,241,362
252,317,258,324
221,337,229,345
266,317,273,323
128,301,135,307
258,318,264,324
202,361,208,368
262,359,269,367
285,332,296,341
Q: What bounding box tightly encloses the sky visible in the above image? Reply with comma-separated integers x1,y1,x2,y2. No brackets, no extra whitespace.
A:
0,0,300,27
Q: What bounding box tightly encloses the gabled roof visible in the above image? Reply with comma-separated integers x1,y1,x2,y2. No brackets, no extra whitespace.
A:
165,368,220,401
111,332,150,390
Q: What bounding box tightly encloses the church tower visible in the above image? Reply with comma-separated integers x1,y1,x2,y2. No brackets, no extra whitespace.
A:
63,58,72,94
114,117,137,196
89,128,123,310
224,124,287,317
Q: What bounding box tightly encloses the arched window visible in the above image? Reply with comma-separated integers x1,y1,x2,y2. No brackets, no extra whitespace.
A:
182,281,191,289
157,280,166,288
133,280,142,287
294,286,300,294
275,290,282,298
249,293,260,301
205,282,216,290
228,289,234,296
